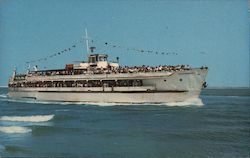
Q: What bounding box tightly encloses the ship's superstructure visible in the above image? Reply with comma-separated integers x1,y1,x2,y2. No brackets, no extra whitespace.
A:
8,31,208,104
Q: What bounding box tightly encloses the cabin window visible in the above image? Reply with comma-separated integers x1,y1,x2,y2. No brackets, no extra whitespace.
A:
102,80,116,87
89,56,96,63
117,80,143,87
99,56,107,61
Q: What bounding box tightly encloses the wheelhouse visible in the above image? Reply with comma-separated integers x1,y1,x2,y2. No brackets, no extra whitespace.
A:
88,54,108,64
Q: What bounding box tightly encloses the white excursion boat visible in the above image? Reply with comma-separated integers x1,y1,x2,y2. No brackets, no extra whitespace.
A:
8,31,208,104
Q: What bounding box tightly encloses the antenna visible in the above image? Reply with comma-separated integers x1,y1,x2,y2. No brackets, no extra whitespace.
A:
85,28,89,54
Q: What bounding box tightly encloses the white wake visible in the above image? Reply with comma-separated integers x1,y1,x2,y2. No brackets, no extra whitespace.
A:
163,98,204,106
0,126,31,134
0,115,54,122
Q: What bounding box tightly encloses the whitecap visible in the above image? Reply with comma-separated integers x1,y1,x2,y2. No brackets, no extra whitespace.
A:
0,115,54,122
0,126,31,134
163,98,204,106
0,94,7,98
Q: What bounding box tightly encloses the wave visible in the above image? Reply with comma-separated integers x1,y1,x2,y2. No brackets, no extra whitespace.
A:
163,98,204,106
0,126,31,134
0,93,7,98
0,115,54,122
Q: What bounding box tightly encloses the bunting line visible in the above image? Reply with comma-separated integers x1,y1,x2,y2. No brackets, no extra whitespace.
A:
103,42,178,56
25,42,79,64
25,38,179,65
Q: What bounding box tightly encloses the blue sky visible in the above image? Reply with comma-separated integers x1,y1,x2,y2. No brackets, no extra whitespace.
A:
0,0,249,87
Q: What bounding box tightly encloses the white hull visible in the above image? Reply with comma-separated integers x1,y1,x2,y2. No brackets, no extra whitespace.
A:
8,90,200,103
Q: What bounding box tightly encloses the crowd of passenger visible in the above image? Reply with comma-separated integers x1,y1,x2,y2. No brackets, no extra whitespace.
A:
25,65,203,77
112,65,192,74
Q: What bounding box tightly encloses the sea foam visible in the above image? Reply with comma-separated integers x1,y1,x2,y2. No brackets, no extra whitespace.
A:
164,98,204,106
0,94,7,98
0,126,31,134
0,115,54,122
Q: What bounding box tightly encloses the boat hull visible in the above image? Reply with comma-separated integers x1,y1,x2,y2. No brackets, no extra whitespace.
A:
8,90,200,103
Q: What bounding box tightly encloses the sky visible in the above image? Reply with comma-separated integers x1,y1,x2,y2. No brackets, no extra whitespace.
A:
0,0,249,87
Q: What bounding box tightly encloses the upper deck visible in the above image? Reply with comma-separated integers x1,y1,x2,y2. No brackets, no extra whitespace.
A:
9,51,207,84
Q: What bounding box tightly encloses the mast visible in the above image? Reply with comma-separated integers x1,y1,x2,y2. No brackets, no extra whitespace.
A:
85,28,89,54
26,64,30,74
12,66,16,78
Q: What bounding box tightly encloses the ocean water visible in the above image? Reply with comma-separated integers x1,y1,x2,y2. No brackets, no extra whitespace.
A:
0,88,249,158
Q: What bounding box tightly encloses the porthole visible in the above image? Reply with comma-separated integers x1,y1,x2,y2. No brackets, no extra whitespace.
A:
179,78,183,82
164,79,166,82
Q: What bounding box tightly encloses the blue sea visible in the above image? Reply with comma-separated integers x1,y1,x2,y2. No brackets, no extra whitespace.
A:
0,87,249,158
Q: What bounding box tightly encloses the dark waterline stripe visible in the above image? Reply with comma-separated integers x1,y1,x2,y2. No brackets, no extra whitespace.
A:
36,90,188,93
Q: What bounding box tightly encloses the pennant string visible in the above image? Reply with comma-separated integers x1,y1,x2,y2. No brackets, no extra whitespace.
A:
103,42,178,56
25,41,80,64
25,38,179,65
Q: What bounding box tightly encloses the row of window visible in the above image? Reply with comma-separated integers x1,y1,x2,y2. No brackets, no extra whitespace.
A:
9,80,143,88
